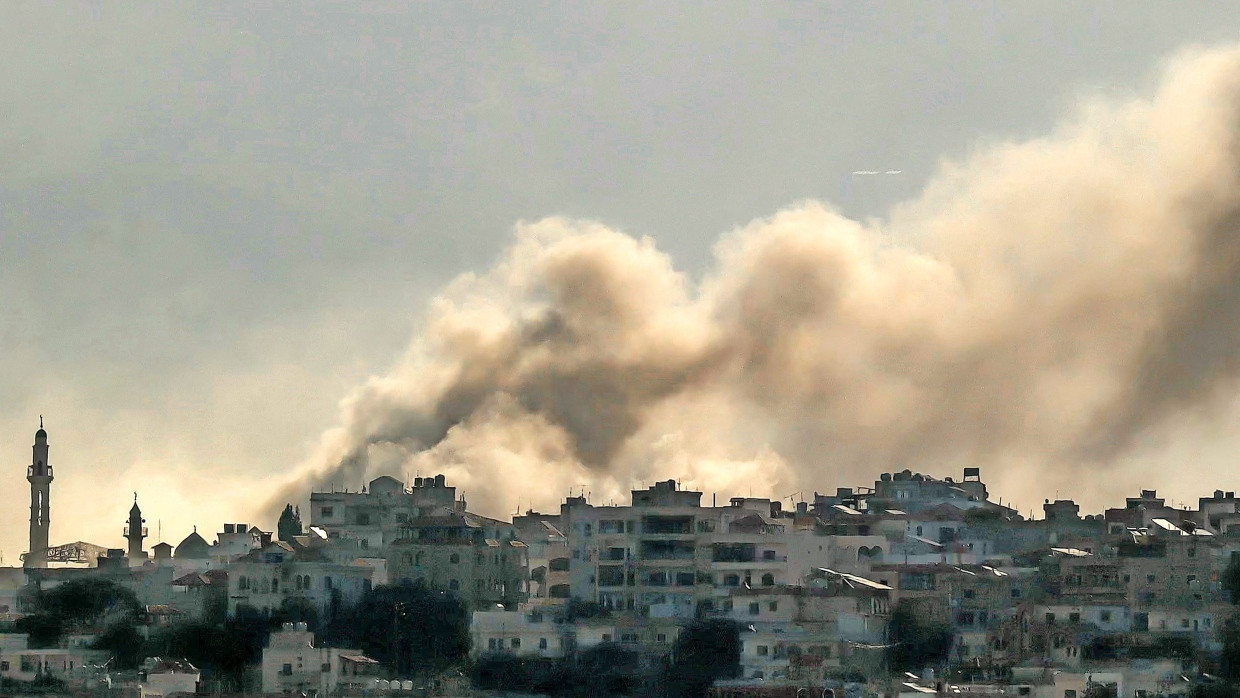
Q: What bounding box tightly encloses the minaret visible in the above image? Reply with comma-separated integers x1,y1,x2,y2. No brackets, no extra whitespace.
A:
125,494,147,565
25,418,53,569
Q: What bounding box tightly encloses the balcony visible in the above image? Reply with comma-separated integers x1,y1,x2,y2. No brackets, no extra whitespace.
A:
642,516,694,535
640,540,695,562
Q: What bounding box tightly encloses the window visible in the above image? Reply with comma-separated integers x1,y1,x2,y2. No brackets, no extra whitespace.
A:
539,638,548,649
450,553,460,564
272,578,279,593
1100,610,1112,622
657,634,666,643
1069,612,1080,623
757,645,768,656
511,638,520,648
449,579,460,590
1064,691,1077,698
1010,588,1021,598
489,638,497,650
321,507,333,518
768,601,778,612
324,576,334,590
321,663,331,673
282,664,293,676
602,634,612,642
963,589,974,599
1147,574,1156,583
761,573,775,586
357,513,370,526
749,602,760,615
1045,613,1055,623
725,574,740,587
763,550,776,561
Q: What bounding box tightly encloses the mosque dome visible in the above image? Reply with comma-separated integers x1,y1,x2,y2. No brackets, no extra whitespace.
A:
174,530,211,559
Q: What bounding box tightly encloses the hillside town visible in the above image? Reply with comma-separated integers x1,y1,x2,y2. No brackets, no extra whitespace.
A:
8,424,1240,698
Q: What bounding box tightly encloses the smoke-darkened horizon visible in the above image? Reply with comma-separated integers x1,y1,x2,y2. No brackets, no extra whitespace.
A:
263,45,1240,521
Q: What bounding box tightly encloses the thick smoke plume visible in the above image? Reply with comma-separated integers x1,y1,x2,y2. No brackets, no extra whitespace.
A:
265,46,1240,519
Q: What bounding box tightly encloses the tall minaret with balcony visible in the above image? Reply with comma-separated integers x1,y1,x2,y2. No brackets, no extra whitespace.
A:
25,418,53,569
125,494,148,565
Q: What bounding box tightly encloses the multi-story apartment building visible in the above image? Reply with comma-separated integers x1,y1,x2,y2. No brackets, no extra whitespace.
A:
727,571,891,681
560,481,797,619
309,474,464,550
385,507,528,610
260,623,380,694
513,511,570,601
226,539,375,618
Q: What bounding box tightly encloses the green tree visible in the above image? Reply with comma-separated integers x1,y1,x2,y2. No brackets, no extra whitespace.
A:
16,578,141,649
37,578,141,622
153,605,271,692
663,619,742,698
886,602,953,673
323,584,470,675
1192,682,1239,698
93,623,145,670
1221,612,1240,681
1224,554,1240,605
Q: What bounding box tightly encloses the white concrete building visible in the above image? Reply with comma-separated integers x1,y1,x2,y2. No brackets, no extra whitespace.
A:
227,541,374,618
560,481,804,618
141,658,199,697
470,608,568,659
260,623,380,695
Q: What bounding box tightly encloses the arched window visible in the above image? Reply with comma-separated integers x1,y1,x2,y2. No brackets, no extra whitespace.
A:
761,573,775,587
449,579,460,591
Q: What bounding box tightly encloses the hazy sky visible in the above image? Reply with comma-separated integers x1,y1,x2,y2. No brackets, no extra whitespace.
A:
5,2,1240,562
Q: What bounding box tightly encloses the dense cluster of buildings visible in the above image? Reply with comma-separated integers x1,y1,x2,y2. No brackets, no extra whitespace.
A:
6,424,1240,697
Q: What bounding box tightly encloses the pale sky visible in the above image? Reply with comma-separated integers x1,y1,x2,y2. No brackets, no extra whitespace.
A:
5,2,1240,563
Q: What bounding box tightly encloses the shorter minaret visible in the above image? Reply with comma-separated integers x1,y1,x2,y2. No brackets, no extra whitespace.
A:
25,418,53,569
125,494,147,565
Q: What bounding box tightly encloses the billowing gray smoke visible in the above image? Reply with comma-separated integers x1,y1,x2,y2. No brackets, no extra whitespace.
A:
264,46,1240,519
